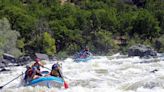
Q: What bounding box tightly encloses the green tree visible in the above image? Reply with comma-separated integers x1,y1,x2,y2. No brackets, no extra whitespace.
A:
131,10,161,39
16,38,25,52
155,10,164,34
118,11,137,35
154,35,164,52
94,29,118,54
0,18,21,57
94,8,118,33
42,32,56,56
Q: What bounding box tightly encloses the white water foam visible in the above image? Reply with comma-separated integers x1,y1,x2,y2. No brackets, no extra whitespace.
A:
1,54,164,92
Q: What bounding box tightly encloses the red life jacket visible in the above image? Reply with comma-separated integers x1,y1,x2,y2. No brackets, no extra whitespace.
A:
27,69,33,77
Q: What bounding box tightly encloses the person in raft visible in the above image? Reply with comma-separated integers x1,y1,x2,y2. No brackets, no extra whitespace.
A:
24,65,42,84
32,58,44,71
79,47,92,58
49,63,62,78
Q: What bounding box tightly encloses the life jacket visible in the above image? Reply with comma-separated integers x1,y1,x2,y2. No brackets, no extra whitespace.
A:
27,69,34,77
50,69,60,77
33,63,40,71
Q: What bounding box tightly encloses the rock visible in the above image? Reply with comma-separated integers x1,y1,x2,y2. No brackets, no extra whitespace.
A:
35,53,49,61
150,69,158,73
0,62,5,68
0,58,10,68
3,53,17,63
49,56,57,61
17,55,32,66
128,44,157,57
0,68,10,72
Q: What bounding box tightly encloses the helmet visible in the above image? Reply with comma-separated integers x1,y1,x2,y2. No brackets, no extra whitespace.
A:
52,63,58,70
26,65,31,69
35,58,40,62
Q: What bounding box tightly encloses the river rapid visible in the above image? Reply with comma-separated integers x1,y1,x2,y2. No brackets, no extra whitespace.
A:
1,53,164,92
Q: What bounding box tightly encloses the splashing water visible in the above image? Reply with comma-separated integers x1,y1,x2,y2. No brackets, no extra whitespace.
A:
1,53,164,92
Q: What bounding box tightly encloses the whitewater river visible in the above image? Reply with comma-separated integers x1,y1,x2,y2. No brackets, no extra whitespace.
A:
1,53,164,92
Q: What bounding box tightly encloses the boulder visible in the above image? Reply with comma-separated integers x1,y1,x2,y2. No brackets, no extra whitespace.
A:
0,68,10,72
17,55,32,66
0,62,5,68
128,44,157,57
35,53,49,61
0,58,9,68
3,53,16,63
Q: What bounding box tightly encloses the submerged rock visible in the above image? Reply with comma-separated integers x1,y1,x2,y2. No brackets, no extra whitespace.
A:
0,58,10,68
150,69,158,73
128,44,157,57
0,68,10,72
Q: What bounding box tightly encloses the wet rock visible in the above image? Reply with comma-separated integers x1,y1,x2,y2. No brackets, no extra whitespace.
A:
150,69,158,73
17,55,32,66
49,56,57,61
35,53,49,61
0,58,10,68
3,53,17,63
0,62,5,68
128,44,157,57
0,68,10,72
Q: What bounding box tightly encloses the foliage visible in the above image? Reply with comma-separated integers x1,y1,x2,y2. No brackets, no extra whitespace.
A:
93,30,118,54
0,18,22,57
0,0,164,57
131,10,160,39
16,38,25,52
42,32,56,56
155,35,164,52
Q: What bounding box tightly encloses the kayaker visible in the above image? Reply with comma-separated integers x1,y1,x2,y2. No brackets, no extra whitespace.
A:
50,63,62,78
32,58,44,71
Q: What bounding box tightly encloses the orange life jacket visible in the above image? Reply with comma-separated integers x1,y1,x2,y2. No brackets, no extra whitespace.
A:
50,70,60,77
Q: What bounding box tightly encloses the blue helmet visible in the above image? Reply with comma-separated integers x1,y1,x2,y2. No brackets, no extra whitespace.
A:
52,64,58,70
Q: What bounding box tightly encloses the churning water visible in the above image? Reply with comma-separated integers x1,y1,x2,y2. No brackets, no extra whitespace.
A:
1,53,164,92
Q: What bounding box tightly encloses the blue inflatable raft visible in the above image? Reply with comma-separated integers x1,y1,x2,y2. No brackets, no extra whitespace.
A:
75,56,93,62
26,76,64,88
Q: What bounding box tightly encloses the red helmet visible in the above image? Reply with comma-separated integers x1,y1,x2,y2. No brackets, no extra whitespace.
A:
35,58,40,62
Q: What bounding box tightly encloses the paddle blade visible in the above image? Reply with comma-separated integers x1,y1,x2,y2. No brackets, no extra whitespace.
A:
0,86,3,89
64,82,69,89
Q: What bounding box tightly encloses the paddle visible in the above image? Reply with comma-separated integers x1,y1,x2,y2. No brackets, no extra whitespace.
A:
58,68,69,89
43,66,51,71
0,73,24,89
43,66,69,89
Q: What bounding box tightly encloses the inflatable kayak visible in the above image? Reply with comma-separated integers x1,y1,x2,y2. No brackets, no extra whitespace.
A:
75,56,93,62
26,76,64,88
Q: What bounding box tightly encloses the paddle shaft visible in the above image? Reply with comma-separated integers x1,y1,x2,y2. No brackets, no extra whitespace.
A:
0,73,24,89
58,68,68,89
43,66,51,71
